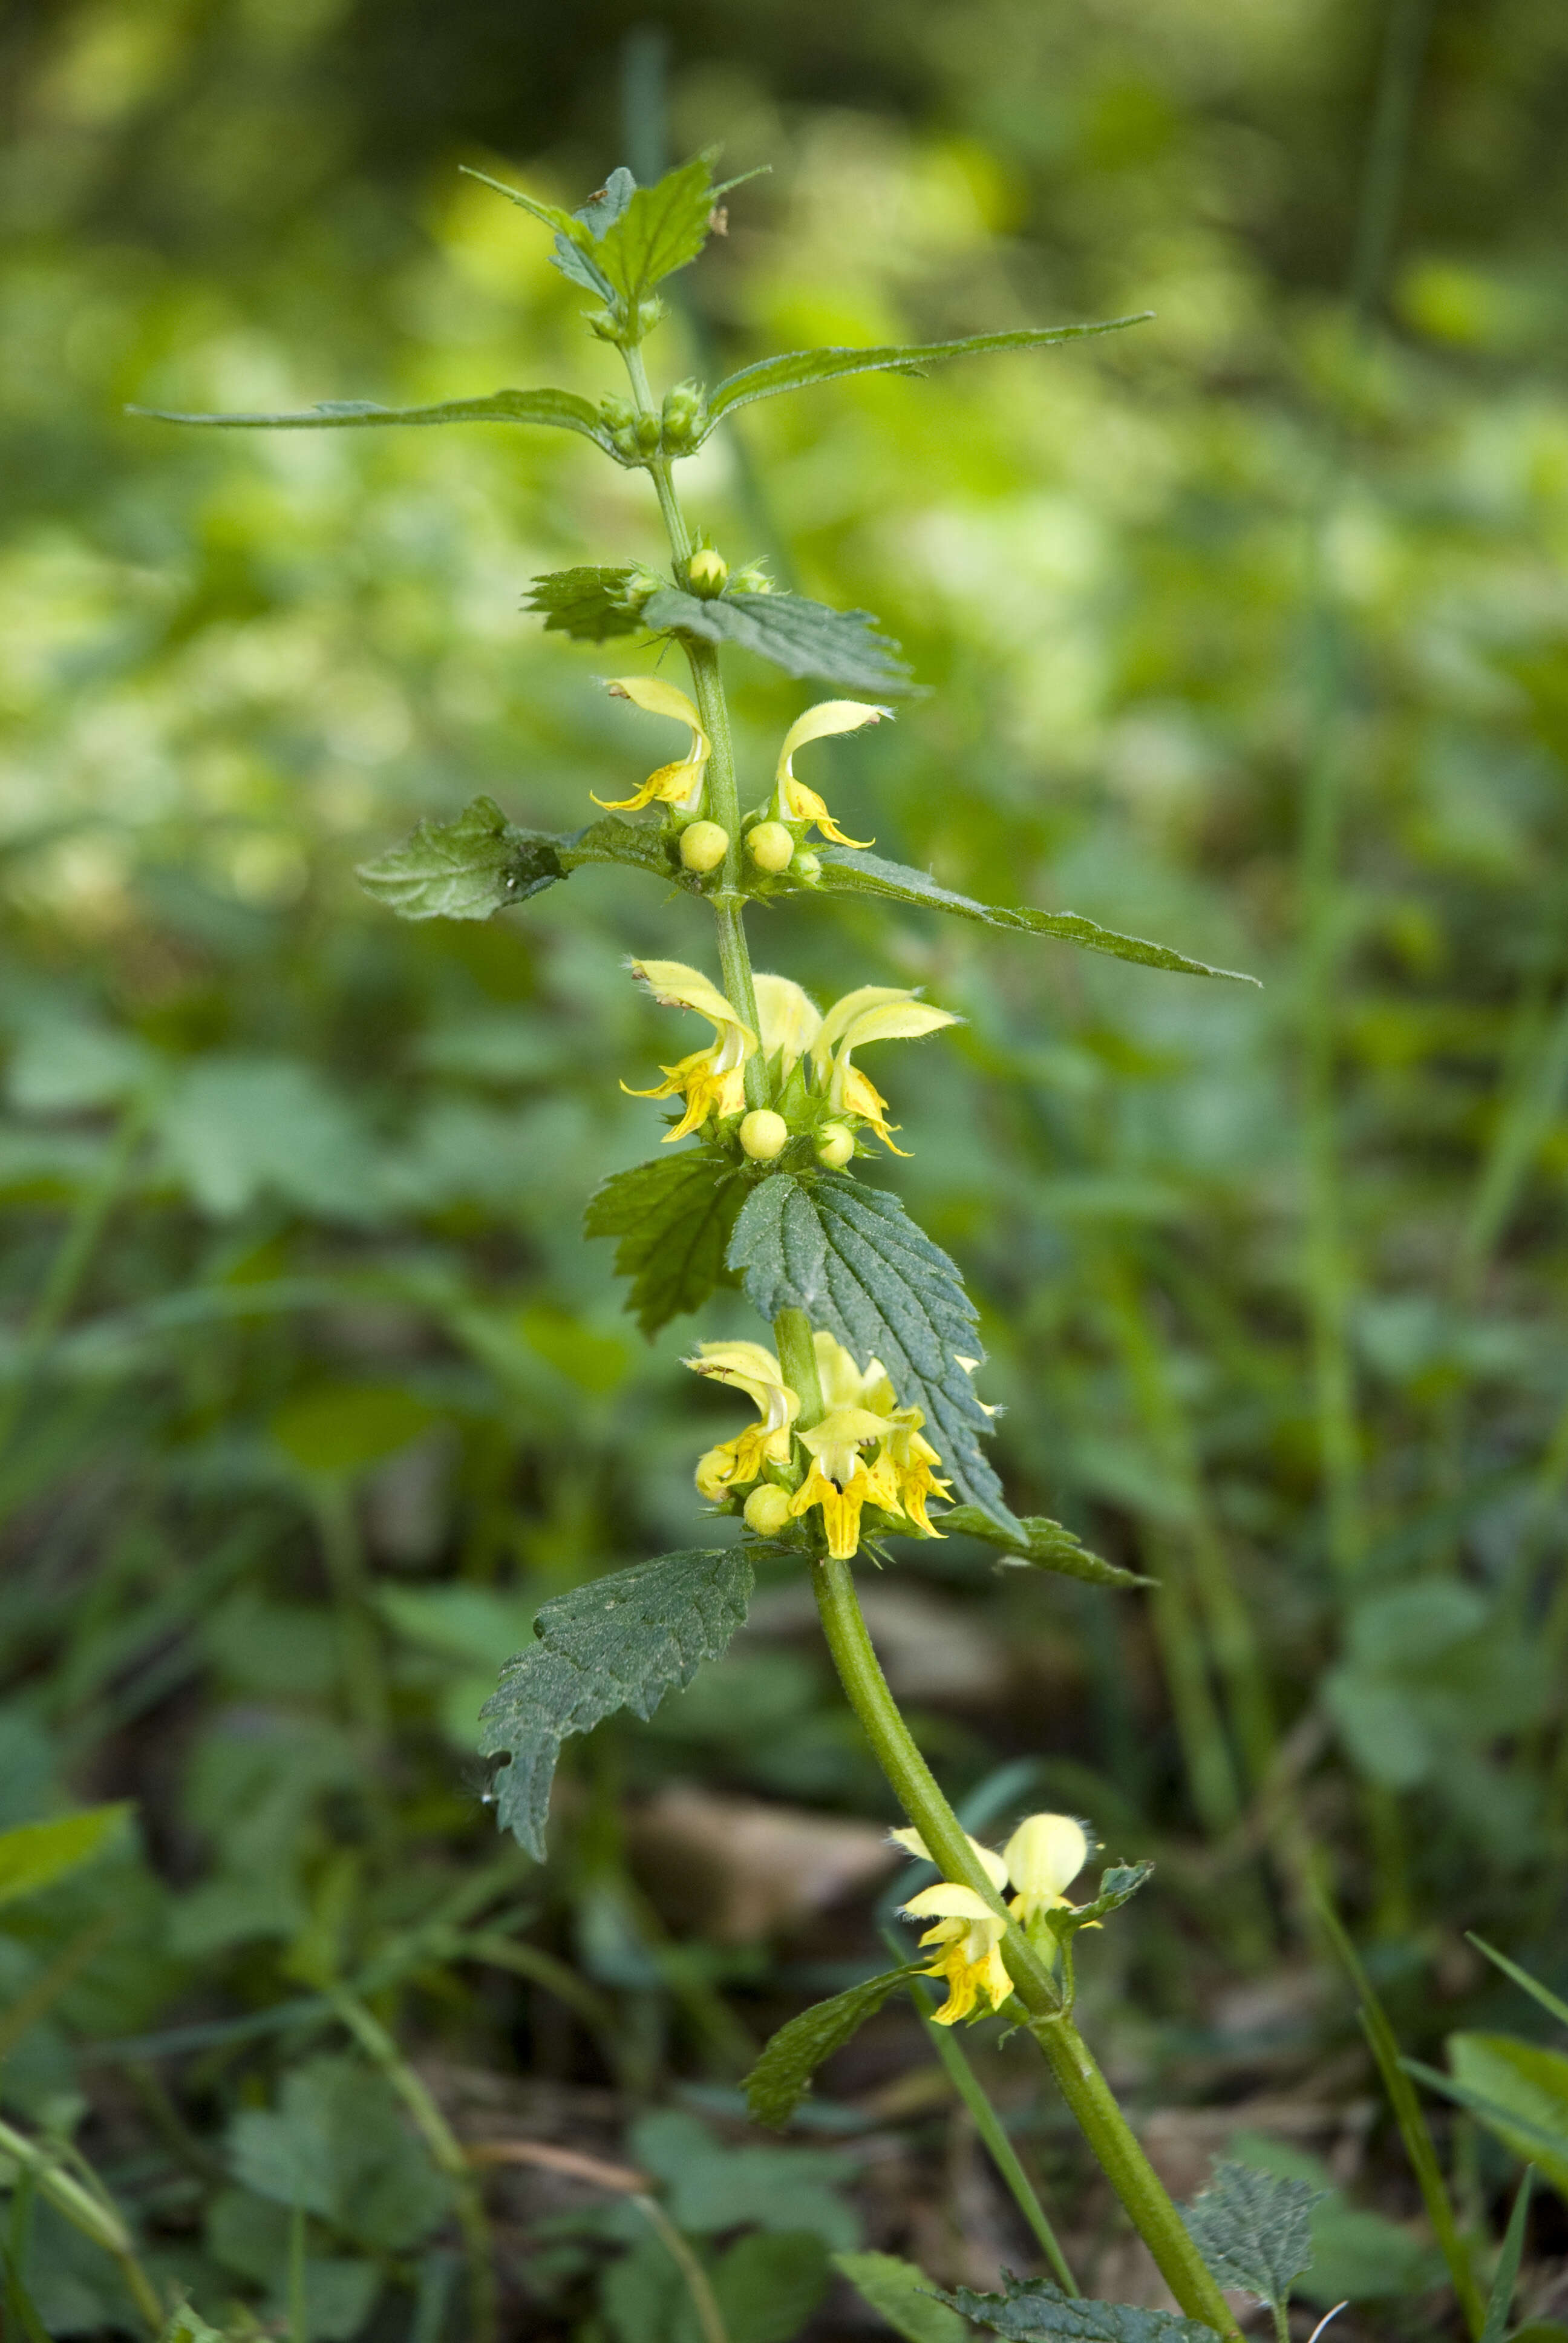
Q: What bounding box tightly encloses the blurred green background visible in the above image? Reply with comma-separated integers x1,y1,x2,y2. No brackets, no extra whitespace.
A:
4,0,1568,2335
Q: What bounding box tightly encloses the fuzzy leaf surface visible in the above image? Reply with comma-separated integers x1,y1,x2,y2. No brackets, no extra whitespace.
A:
832,2253,970,2343
642,589,912,693
357,799,564,920
932,2275,1214,2342
584,1155,746,1336
725,1173,1018,1530
480,1548,754,1859
557,815,683,884
812,850,1258,983
592,152,721,303
524,565,656,641
1179,2161,1322,2311
705,317,1154,422
129,387,610,444
744,1967,918,2128
938,1506,1151,1588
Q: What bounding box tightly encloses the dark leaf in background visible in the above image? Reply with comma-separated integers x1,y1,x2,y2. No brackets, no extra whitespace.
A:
726,1172,1019,1530
932,2274,1215,2341
480,1549,755,1860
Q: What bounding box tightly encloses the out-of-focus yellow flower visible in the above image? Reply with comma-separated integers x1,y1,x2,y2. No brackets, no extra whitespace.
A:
811,986,960,1155
596,677,711,812
685,1339,800,1499
772,701,890,847
624,958,755,1141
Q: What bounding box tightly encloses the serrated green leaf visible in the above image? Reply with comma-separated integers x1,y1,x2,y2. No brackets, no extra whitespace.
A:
1051,1860,1154,1942
129,386,611,444
811,850,1258,983
724,1172,1018,1531
524,565,656,641
479,1548,754,1859
832,2252,970,2343
356,798,564,920
1179,2161,1322,2313
743,1967,918,2128
0,1805,131,1912
938,1506,1151,1588
932,2276,1212,2342
584,1154,746,1336
593,152,721,305
558,814,683,884
642,589,913,693
705,316,1153,424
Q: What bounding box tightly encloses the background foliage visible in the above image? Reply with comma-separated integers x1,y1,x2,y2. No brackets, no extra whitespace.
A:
4,0,1568,2335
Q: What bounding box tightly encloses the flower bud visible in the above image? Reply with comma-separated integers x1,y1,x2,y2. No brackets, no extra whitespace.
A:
815,1124,855,1170
739,1109,789,1161
792,848,822,884
633,411,662,454
687,548,728,598
678,821,730,873
743,1484,793,1535
599,396,635,434
746,821,794,873
662,382,707,453
730,563,773,594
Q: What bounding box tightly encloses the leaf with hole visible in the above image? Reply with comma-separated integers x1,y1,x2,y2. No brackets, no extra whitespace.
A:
480,1548,755,1859
725,1172,1018,1530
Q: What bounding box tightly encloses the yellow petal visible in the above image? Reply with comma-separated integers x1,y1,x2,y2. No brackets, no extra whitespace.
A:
630,958,752,1037
836,1000,961,1052
754,973,822,1068
813,985,921,1071
901,1883,999,1924
1003,1813,1088,1902
812,1331,886,1411
776,700,892,778
607,675,708,739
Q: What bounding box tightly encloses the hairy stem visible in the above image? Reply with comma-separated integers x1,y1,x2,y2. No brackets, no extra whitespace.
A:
773,1308,826,1430
809,1555,1240,2336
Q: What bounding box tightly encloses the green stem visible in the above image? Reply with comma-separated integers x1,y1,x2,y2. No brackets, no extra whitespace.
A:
0,2117,162,2336
773,1307,826,1429
810,1555,1240,2337
635,2194,731,2343
329,1987,496,2343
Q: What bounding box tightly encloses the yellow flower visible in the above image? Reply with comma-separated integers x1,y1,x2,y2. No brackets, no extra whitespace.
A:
788,1405,890,1558
811,987,961,1155
888,1825,1010,1891
789,1333,953,1550
752,972,823,1075
596,676,711,813
773,701,891,847
1004,1812,1091,1930
685,1340,800,1499
624,958,756,1142
900,1882,1013,2025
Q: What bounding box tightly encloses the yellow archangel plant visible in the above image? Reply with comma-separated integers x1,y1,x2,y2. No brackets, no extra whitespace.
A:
145,147,1255,2339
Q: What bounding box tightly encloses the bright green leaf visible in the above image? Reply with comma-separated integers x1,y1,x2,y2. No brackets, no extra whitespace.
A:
129,386,611,444
585,1153,746,1336
725,1172,1019,1530
832,2252,970,2343
0,1806,131,1913
524,565,658,641
743,1967,918,2129
705,316,1154,424
356,798,566,921
642,588,913,692
592,152,722,305
938,1506,1152,1588
480,1548,755,1860
811,850,1259,983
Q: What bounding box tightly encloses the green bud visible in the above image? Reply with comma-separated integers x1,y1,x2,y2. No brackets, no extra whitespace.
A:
739,1109,789,1162
678,820,729,874
792,848,822,885
633,412,662,454
661,381,708,454
599,396,635,434
746,821,794,873
687,548,728,598
816,1124,855,1170
730,563,773,595
743,1484,792,1536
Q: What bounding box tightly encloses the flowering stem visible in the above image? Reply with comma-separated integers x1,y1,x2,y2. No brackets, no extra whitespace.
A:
810,1552,1240,2338
622,348,766,1102
773,1308,825,1430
